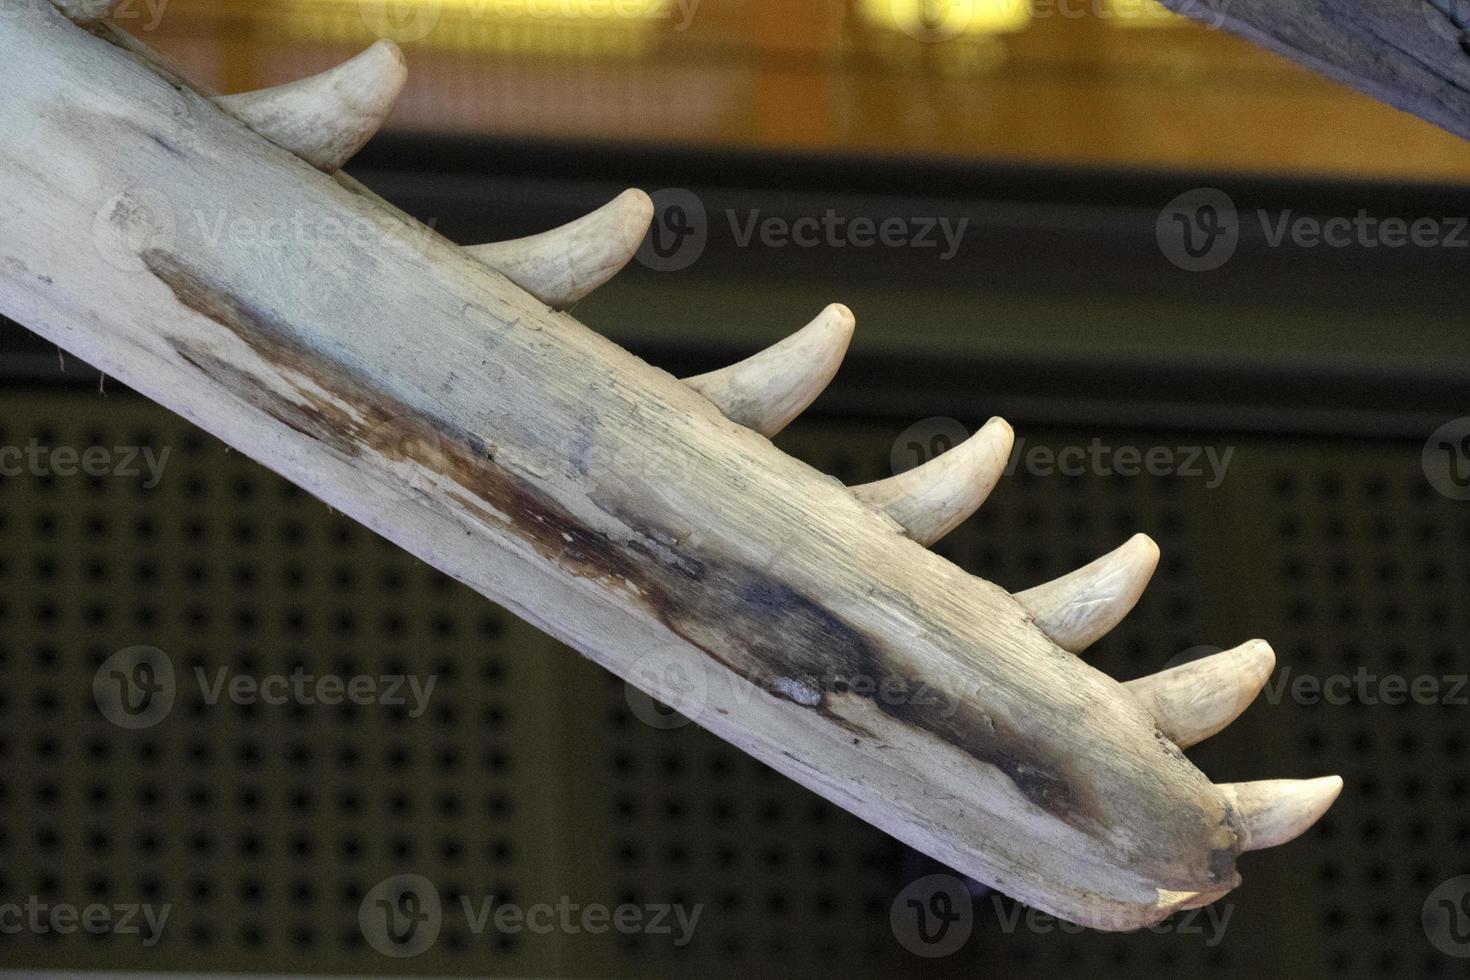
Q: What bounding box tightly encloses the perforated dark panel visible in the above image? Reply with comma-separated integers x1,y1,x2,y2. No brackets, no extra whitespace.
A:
0,392,569,976
1256,448,1470,980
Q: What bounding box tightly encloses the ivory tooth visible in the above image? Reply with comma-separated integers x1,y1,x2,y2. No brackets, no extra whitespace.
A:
52,0,120,20
466,189,654,310
215,41,407,172
852,418,1013,546
1218,777,1344,852
684,304,855,437
1125,640,1276,748
1016,534,1159,653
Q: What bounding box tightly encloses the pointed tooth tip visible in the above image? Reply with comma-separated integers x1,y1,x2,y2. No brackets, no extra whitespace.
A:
1224,776,1344,853
1127,531,1161,567
978,416,1015,452
335,39,409,94
600,189,655,244
372,38,407,65
851,415,1012,546
366,39,409,90
620,188,656,221
1243,638,1277,674
1128,639,1277,748
1017,534,1160,653
819,303,857,339
465,189,654,308
682,304,852,437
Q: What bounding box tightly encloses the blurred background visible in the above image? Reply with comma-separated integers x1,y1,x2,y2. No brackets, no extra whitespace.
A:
5,0,1470,977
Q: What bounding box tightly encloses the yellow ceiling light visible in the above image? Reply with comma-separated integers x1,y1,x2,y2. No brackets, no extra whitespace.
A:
857,0,1032,39
293,0,683,55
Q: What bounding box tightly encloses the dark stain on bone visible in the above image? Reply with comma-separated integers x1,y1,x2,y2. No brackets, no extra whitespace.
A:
142,129,186,159
143,248,1099,831
1208,847,1238,886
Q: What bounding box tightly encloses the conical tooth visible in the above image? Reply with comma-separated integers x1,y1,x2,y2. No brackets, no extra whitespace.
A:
1218,777,1344,852
52,0,121,20
466,189,654,310
1016,534,1159,653
852,418,1013,546
1125,640,1276,748
215,41,407,172
684,304,854,437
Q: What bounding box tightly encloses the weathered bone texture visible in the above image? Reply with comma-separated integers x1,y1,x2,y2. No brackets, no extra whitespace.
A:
1159,0,1470,143
0,4,1341,930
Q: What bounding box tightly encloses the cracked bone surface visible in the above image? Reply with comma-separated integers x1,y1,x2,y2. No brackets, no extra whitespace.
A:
0,2,1340,930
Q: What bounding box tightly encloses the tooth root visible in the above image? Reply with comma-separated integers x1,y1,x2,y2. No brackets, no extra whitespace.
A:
1219,777,1344,853
852,418,1014,546
684,304,855,438
1016,534,1160,653
1125,640,1276,748
466,189,654,310
215,41,407,172
52,0,121,20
